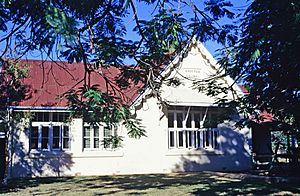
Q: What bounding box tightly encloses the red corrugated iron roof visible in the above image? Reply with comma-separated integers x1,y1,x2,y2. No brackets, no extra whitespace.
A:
18,59,143,107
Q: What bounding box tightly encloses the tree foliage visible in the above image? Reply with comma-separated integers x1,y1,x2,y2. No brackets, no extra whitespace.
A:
0,59,29,141
0,0,237,139
220,0,300,131
0,59,29,107
1,0,299,130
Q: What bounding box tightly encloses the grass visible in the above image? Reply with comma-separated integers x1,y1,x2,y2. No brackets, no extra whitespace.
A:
1,172,300,195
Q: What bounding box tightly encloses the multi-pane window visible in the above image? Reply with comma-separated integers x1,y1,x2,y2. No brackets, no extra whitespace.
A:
93,126,100,148
62,126,70,149
33,112,70,122
104,126,117,149
31,127,39,149
52,126,60,149
168,106,219,149
30,112,70,151
41,126,49,149
83,124,116,150
83,126,91,148
83,126,101,149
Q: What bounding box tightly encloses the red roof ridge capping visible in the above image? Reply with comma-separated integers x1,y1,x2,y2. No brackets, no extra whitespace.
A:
252,111,274,124
17,59,145,108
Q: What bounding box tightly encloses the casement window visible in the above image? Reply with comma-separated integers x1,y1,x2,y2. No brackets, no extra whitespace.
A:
30,112,70,151
83,126,100,149
168,106,219,149
83,124,116,150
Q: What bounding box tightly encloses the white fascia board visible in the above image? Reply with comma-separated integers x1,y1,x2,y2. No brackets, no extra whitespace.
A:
130,40,192,109
166,101,218,107
131,39,244,110
5,106,69,112
197,42,245,97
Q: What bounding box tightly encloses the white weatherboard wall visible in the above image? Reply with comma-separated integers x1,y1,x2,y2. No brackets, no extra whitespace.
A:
10,42,252,177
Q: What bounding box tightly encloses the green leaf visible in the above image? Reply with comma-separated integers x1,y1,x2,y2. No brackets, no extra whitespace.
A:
125,119,146,139
250,49,260,61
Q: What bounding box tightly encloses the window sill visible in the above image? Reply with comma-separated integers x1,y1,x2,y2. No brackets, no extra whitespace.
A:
28,149,124,158
73,150,124,158
165,148,224,156
28,150,72,158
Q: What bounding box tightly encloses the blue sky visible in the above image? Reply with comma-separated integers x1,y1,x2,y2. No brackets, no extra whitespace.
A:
122,0,251,55
0,0,251,62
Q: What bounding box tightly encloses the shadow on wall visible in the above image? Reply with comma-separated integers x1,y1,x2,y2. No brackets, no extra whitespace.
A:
10,123,74,178
173,125,252,172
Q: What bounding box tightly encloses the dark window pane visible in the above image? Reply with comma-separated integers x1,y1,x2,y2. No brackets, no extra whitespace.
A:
168,113,174,128
52,138,59,149
63,139,69,149
63,126,69,149
197,131,201,148
43,112,49,121
37,112,43,121
42,127,48,137
188,131,192,147
177,113,183,128
53,126,60,137
211,130,214,147
185,131,188,148
31,127,38,137
41,127,49,149
178,131,184,147
32,113,38,121
186,114,191,128
94,127,99,137
194,131,197,148
194,113,200,128
53,126,60,149
205,130,210,147
63,126,69,137
59,113,64,122
31,139,38,149
42,138,48,149
169,131,175,147
65,113,70,120
202,131,205,148
53,112,58,122
214,131,218,148
31,127,39,149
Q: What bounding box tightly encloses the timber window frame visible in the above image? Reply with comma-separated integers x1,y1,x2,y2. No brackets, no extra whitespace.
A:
30,112,71,151
83,123,117,150
167,107,219,150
